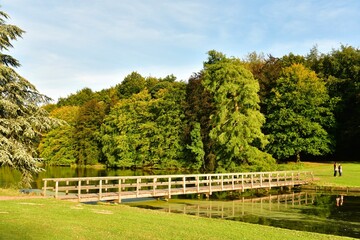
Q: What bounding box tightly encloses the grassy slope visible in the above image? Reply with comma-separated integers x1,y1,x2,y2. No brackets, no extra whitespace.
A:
0,198,353,240
302,162,360,187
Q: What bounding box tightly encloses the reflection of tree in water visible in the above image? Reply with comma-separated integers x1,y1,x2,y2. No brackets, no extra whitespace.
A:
302,194,333,218
129,192,360,238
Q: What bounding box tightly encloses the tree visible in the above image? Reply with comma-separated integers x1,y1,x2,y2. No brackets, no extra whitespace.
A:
38,106,79,166
185,72,216,171
101,79,186,169
57,87,94,106
203,50,275,171
316,46,360,160
101,90,156,168
116,71,146,99
186,122,205,170
73,99,106,165
0,9,59,186
264,64,336,161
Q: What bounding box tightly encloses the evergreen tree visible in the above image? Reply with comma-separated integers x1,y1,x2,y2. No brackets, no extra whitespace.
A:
0,9,59,186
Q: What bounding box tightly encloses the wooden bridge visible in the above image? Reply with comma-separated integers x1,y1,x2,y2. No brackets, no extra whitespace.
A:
42,170,314,203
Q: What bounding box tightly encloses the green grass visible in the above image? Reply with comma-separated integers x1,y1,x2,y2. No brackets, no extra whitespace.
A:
0,198,354,240
302,162,360,187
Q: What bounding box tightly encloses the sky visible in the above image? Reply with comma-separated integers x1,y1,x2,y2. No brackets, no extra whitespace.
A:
2,0,359,101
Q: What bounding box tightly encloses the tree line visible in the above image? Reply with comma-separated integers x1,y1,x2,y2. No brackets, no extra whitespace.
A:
39,46,360,172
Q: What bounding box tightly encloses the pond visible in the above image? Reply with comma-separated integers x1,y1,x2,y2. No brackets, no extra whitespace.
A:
125,191,360,238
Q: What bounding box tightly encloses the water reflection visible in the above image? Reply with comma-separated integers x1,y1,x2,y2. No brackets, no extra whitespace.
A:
336,195,344,206
127,192,360,238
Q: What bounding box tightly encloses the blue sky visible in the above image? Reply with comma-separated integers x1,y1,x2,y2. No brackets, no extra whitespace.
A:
2,0,359,101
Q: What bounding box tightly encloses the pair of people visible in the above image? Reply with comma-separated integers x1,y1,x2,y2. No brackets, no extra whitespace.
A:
333,162,343,176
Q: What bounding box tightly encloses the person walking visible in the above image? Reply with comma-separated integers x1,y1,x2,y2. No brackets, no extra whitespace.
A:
338,164,342,176
334,162,337,177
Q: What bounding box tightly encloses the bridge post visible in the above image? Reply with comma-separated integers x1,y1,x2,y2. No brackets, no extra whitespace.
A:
66,181,70,195
251,175,254,189
55,181,58,199
168,177,171,199
183,176,186,194
221,175,224,190
99,180,102,201
78,180,81,202
85,180,89,194
118,179,122,203
241,174,244,192
153,178,157,196
232,175,235,190
260,174,263,187
43,180,47,197
268,173,271,189
196,176,199,192
208,175,212,195
136,178,140,197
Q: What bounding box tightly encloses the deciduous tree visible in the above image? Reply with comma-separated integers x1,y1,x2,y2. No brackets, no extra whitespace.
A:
203,50,275,171
264,64,336,161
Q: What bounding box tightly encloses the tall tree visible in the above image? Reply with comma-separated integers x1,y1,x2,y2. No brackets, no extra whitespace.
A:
0,9,58,186
38,106,79,166
73,99,106,165
264,64,336,161
185,72,216,171
203,50,275,171
317,46,360,160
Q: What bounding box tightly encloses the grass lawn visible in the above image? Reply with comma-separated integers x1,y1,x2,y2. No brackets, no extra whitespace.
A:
302,162,360,187
0,197,355,240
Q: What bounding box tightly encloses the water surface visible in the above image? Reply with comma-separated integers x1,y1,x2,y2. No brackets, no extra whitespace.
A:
126,192,360,238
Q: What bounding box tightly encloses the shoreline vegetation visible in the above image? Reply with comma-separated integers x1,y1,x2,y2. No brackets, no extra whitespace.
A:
1,162,359,239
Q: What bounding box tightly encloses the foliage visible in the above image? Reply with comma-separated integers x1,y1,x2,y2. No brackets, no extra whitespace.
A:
316,46,360,160
264,64,336,161
57,87,94,106
0,9,59,186
186,122,205,170
38,106,79,165
203,50,275,171
101,80,186,168
185,72,216,171
116,71,146,99
73,99,106,165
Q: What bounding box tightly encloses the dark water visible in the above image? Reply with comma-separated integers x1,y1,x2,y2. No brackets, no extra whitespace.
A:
126,192,360,238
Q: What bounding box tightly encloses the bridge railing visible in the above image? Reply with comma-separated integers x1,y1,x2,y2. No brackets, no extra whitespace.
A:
42,171,314,202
